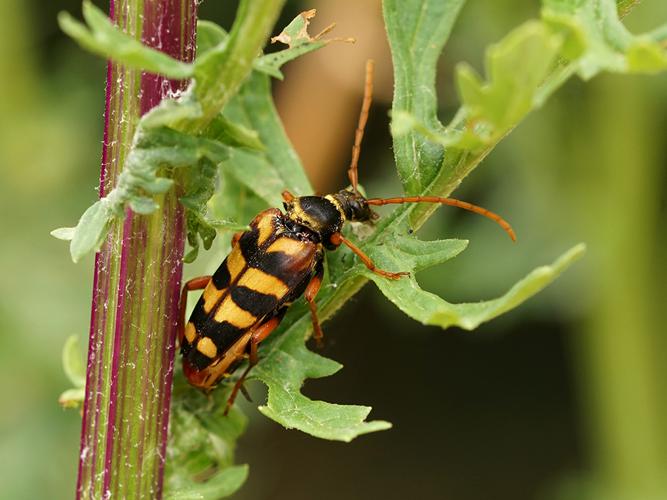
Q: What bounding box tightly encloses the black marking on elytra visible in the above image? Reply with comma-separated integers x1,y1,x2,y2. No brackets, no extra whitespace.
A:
187,296,209,326
256,248,314,286
211,259,231,289
239,228,260,263
272,305,289,324
201,320,247,353
180,339,193,356
285,272,312,303
187,348,214,370
231,286,279,317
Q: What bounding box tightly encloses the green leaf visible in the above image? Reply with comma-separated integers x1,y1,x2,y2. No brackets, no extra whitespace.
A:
220,71,312,205
62,126,231,264
393,21,563,156
132,127,229,167
205,220,249,233
270,8,318,47
221,149,287,207
62,335,86,387
254,40,326,80
207,175,268,241
190,1,285,126
456,21,561,136
165,378,248,498
182,157,220,263
58,1,193,79
626,38,667,73
183,214,248,263
371,234,469,273
384,0,466,195
246,236,583,441
256,8,348,79
58,388,86,409
542,0,667,79
387,0,667,228
197,15,333,81
59,335,86,409
365,242,586,330
253,315,392,442
141,91,203,130
50,227,75,241
69,200,112,263
182,247,200,264
196,20,228,55
204,114,264,151
391,110,479,149
164,466,248,500
541,10,588,60
129,197,160,214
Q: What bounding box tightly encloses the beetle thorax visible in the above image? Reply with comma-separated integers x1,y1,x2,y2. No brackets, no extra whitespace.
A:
283,195,344,242
283,190,376,249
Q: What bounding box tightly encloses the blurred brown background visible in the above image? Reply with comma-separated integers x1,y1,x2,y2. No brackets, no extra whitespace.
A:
1,1,665,499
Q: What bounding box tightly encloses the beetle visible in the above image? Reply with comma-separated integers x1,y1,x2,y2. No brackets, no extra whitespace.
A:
178,60,516,412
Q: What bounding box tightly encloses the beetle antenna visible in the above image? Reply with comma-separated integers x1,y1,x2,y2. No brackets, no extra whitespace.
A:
366,196,517,241
347,59,374,194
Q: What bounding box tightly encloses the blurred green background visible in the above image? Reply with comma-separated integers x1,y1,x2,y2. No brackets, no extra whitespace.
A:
1,1,665,499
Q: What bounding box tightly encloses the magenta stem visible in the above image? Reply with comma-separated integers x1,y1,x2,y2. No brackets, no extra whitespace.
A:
76,1,197,498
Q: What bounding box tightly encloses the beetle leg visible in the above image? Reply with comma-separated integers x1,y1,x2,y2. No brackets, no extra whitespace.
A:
304,261,325,347
239,384,253,403
224,315,283,416
329,232,409,280
178,276,212,346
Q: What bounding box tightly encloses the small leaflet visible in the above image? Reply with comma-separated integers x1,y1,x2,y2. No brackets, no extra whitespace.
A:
271,9,318,48
270,9,353,48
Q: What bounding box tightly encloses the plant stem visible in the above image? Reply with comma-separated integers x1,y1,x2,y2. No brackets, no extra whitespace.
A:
575,74,666,499
76,1,286,497
76,1,197,498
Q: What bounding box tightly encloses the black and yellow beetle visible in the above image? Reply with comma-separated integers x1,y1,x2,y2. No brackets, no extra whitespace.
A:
178,61,516,411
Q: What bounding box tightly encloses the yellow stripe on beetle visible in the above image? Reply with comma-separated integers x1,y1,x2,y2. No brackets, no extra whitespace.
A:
325,194,345,220
184,322,197,343
237,268,289,298
202,283,226,314
292,203,320,230
226,246,246,280
197,337,218,358
199,331,253,386
256,213,275,246
266,237,304,256
214,297,258,328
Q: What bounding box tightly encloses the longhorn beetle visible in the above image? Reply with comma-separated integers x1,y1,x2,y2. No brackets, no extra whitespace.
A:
178,60,516,413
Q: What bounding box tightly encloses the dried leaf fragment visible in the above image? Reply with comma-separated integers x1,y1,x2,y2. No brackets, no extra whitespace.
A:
271,9,353,49
271,9,318,48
